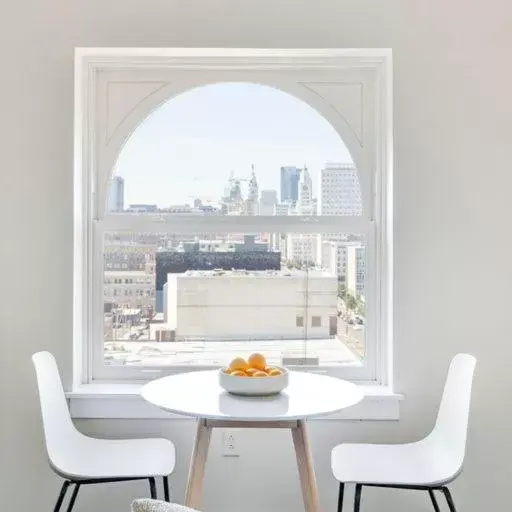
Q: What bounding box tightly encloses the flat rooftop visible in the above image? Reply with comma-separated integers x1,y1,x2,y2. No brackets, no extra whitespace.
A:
104,336,363,367
174,269,335,278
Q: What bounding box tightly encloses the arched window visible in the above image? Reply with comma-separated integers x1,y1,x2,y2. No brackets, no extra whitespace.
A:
75,49,392,384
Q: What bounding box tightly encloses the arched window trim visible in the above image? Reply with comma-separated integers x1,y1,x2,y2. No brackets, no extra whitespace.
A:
96,77,369,220
74,48,393,388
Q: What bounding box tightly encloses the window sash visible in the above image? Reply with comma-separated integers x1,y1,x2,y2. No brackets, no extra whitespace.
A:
98,214,373,234
87,215,380,383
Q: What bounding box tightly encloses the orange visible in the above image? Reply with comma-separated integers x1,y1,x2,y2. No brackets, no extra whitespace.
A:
248,353,267,371
246,368,261,377
268,369,282,377
224,368,233,374
230,370,247,377
228,357,248,372
252,370,268,377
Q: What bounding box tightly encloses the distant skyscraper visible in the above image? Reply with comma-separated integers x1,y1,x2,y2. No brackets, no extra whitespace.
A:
107,176,125,212
296,166,315,214
259,189,278,215
245,165,259,215
318,163,362,216
280,166,301,203
287,166,317,262
319,163,363,280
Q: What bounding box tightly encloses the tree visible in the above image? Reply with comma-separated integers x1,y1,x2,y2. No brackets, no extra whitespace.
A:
337,284,362,312
345,293,359,311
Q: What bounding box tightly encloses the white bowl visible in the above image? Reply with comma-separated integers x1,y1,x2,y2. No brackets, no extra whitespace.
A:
219,367,289,396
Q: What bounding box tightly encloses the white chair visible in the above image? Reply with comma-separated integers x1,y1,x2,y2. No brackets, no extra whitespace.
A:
32,351,176,512
331,353,476,512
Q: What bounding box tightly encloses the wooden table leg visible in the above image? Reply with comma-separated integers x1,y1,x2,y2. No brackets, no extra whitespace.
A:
292,419,320,512
185,418,212,509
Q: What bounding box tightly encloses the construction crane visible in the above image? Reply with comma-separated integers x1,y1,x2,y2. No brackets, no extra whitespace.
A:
228,164,257,185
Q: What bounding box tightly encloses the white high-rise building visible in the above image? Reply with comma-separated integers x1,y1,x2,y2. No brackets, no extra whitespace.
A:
296,166,316,215
319,163,363,280
245,165,259,215
285,167,317,261
318,163,362,216
298,166,312,207
259,189,278,215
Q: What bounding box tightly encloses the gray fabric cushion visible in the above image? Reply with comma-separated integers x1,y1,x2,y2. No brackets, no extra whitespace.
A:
132,499,199,512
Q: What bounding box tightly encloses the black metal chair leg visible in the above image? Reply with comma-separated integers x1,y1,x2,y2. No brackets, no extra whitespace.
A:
149,477,157,499
354,484,362,512
66,483,80,512
163,476,170,502
337,482,345,512
428,489,441,512
442,487,457,512
54,481,71,512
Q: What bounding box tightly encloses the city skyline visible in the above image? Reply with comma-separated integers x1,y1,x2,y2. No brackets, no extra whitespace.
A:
109,161,362,215
113,82,353,207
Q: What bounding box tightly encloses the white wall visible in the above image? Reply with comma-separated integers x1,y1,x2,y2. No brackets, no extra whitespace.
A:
1,1,511,511
171,273,336,339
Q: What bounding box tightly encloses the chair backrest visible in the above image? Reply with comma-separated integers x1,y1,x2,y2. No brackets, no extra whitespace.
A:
32,351,78,463
430,353,477,472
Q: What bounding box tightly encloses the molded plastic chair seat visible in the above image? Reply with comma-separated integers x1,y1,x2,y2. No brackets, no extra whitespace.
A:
332,439,457,487
51,435,175,481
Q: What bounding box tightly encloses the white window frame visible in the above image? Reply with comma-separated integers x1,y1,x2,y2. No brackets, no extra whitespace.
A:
74,48,393,387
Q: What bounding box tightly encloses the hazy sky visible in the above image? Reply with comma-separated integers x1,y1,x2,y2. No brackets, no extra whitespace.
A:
114,83,353,207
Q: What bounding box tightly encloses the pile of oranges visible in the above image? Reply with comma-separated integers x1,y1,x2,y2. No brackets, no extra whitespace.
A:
223,353,283,378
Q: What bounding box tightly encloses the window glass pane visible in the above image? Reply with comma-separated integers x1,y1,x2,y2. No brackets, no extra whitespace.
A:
110,83,362,217
103,231,366,367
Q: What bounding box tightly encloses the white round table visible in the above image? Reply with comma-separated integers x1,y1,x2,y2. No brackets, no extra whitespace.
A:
142,370,363,512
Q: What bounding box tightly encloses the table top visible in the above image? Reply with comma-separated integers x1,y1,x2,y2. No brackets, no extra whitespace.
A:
141,370,363,421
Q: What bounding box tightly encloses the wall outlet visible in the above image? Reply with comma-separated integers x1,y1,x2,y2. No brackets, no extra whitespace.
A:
222,430,240,457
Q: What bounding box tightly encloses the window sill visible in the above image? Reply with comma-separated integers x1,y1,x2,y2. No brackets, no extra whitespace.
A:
67,384,402,421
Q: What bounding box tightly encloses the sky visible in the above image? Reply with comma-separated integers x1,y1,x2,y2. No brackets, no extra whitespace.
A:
114,82,353,207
